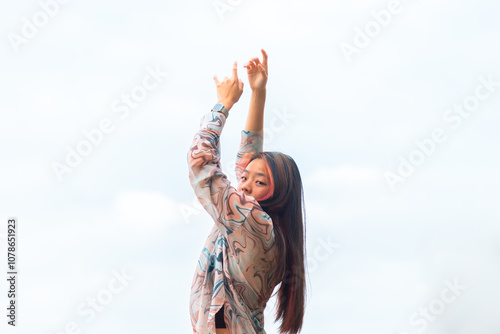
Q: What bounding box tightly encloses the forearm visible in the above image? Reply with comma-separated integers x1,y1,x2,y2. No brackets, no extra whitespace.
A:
188,111,226,171
244,89,266,132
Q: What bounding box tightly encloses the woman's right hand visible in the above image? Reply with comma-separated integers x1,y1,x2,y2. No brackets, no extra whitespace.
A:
244,49,268,91
213,61,244,111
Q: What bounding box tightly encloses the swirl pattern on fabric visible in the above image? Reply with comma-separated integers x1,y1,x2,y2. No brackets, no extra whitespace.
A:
187,110,280,334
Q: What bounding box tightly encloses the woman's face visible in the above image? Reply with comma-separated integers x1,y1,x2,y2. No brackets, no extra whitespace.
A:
237,158,271,201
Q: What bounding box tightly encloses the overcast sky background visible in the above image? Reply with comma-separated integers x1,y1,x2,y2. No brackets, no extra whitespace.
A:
1,0,499,333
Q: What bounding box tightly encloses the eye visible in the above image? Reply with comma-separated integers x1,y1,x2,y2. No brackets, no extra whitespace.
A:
241,176,247,180
257,181,266,185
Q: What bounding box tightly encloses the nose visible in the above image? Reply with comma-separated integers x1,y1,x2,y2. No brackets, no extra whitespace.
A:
240,180,251,195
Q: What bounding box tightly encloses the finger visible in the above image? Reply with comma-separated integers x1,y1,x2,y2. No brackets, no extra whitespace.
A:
213,75,219,85
252,57,261,66
244,61,257,71
232,61,238,80
261,49,268,68
259,64,267,77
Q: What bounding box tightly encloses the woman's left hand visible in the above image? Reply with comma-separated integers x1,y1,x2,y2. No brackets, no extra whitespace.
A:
244,49,268,91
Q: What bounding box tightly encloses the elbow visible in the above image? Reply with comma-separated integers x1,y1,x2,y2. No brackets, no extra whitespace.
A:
187,146,210,169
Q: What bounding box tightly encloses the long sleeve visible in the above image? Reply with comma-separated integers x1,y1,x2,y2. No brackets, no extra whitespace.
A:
235,129,263,182
188,111,279,334
187,110,260,237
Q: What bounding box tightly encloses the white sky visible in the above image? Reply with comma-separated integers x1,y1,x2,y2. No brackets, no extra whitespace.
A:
1,0,500,332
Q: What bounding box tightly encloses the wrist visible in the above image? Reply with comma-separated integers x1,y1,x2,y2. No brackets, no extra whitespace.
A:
251,88,266,97
217,99,234,111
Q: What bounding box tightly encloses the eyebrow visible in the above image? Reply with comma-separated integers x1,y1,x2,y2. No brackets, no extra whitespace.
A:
242,169,267,178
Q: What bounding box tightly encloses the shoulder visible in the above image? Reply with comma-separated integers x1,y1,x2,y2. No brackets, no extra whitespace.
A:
241,203,274,238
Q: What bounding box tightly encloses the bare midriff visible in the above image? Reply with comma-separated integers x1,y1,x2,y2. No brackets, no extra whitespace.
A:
215,329,230,334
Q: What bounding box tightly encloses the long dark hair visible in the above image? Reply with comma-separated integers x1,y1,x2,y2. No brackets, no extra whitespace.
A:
243,151,307,334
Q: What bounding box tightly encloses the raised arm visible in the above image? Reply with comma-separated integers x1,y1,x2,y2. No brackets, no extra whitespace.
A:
244,89,266,131
188,111,256,237
235,128,263,182
235,49,269,180
243,49,268,132
187,63,257,236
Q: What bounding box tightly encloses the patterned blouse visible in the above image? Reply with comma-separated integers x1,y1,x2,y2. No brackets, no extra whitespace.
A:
187,110,281,334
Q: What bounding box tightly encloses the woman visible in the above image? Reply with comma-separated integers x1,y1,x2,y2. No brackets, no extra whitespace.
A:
187,49,307,334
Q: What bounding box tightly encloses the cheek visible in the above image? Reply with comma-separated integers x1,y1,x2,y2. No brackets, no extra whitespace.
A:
255,186,270,200
260,185,270,195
